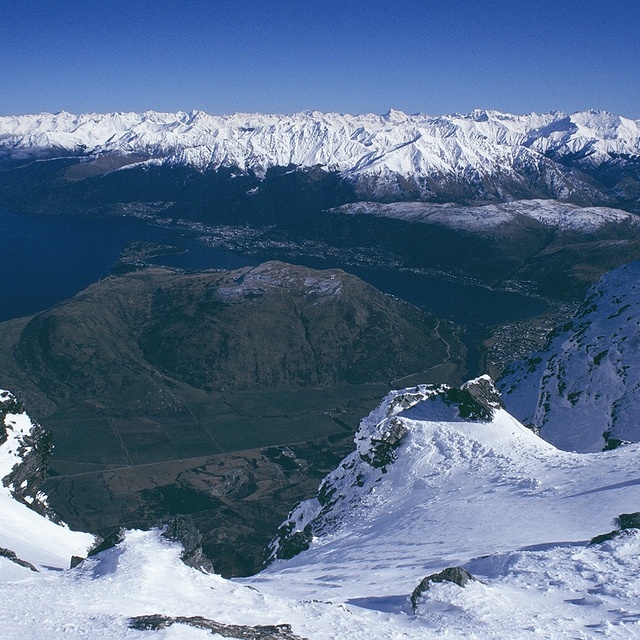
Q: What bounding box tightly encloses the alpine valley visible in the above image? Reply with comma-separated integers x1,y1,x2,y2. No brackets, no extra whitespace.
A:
1,108,640,639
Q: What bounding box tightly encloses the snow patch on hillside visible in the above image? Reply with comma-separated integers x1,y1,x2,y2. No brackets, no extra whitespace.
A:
0,390,94,571
334,199,638,232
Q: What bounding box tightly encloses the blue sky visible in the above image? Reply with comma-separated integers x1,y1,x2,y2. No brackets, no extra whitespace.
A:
1,0,639,118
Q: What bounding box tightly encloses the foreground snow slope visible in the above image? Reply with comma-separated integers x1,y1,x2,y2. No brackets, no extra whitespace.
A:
1,526,638,639
0,380,638,638
255,379,640,602
501,261,640,452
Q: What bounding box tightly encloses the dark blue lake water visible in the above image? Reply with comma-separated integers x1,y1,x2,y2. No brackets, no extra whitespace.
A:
0,209,258,323
0,208,546,374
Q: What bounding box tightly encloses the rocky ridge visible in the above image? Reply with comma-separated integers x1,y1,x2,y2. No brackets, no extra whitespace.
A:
0,389,56,519
267,376,504,562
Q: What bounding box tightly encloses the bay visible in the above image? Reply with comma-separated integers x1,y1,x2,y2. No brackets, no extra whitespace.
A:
0,208,547,375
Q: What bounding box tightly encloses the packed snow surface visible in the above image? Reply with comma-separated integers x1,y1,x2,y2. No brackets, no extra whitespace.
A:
1,380,638,638
501,261,640,452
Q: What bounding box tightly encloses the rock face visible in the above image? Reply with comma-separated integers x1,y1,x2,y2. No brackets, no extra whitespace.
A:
590,512,640,545
0,546,38,572
410,567,477,612
500,261,640,452
158,515,214,573
129,615,306,639
0,390,58,521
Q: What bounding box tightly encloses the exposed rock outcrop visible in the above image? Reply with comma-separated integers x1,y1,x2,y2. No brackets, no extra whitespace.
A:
410,567,477,612
129,614,306,639
0,546,38,572
0,389,59,521
590,511,640,545
158,515,214,573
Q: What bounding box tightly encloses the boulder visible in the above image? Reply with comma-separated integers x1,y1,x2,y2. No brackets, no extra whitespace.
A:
410,566,476,612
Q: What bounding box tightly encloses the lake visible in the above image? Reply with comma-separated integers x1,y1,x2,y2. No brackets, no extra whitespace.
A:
0,208,547,374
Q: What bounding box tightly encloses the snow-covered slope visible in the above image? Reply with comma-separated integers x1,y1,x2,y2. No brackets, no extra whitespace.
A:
0,390,93,572
500,261,640,452
253,377,640,637
258,378,639,592
1,109,639,202
0,380,639,638
334,198,638,232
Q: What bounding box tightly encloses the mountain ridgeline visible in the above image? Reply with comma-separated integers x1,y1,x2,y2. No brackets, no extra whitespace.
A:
1,109,639,212
1,109,639,304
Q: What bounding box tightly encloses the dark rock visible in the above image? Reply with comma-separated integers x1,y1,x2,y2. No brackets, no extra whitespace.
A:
618,512,640,529
0,391,60,522
87,528,126,557
0,546,38,572
589,530,621,545
129,614,307,639
590,512,640,544
462,376,505,413
158,514,214,573
524,423,541,436
603,430,629,451
410,566,476,612
267,522,313,562
443,377,504,422
361,417,408,471
70,555,85,569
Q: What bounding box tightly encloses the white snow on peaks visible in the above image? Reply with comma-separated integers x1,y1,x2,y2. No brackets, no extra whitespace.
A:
334,199,637,232
0,390,94,572
1,381,640,638
0,109,638,182
500,261,640,452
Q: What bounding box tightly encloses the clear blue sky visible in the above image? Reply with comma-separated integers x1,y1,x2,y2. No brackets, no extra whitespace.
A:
2,0,639,118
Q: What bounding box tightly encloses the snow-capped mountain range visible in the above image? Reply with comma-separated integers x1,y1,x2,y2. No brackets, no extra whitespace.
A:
500,261,640,453
2,378,639,638
1,109,639,205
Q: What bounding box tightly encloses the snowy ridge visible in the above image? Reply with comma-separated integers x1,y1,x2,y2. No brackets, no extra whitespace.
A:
1,108,639,200
249,376,640,636
1,381,640,637
0,389,94,572
335,198,638,232
500,261,640,452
